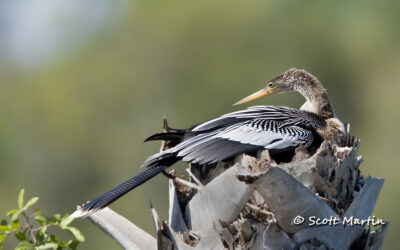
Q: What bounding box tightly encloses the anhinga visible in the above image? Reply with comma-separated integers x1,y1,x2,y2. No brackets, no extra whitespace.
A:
72,68,346,218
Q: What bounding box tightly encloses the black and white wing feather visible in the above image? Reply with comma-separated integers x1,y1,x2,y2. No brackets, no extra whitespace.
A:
143,105,323,167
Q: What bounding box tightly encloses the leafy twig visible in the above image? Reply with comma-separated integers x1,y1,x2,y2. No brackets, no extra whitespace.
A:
0,189,84,250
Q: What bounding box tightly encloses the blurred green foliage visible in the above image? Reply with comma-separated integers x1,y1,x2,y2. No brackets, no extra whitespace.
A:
0,189,84,249
0,1,399,249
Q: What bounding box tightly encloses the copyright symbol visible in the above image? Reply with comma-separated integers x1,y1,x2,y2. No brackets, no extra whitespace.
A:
293,215,305,225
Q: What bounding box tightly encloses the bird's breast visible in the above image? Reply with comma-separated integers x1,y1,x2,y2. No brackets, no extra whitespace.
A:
316,118,346,146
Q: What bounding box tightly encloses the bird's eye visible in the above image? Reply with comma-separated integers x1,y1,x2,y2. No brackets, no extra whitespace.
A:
267,82,275,88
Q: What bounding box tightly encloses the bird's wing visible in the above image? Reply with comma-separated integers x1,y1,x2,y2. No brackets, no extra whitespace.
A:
214,119,313,149
192,105,315,131
175,120,312,164
143,106,317,166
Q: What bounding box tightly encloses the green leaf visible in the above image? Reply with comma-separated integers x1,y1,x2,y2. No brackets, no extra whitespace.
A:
0,234,5,243
58,241,68,247
15,240,34,250
37,242,58,250
0,220,8,226
11,219,20,231
14,232,26,241
59,214,73,229
7,209,21,222
65,226,84,242
34,208,41,216
7,209,18,217
22,197,39,211
49,234,58,243
18,189,25,209
36,229,46,244
0,226,10,233
34,215,47,225
67,239,80,250
48,214,61,226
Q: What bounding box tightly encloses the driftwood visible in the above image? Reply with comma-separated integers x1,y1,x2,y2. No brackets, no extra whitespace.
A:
88,123,387,250
88,208,156,250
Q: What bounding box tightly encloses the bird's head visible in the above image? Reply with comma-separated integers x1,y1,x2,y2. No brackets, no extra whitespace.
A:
234,68,318,105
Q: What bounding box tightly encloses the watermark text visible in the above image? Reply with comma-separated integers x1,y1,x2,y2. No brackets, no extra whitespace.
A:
293,215,385,226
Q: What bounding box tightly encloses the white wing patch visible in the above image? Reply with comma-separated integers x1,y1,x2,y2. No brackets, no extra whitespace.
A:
215,123,310,149
193,105,317,132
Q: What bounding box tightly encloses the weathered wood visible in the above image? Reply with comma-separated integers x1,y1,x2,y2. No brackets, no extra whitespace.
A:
88,208,157,250
168,178,187,233
366,222,389,250
250,222,297,250
88,137,387,250
237,166,338,233
185,164,254,236
293,177,385,249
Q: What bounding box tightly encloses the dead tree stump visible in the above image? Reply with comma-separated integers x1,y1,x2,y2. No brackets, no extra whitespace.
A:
88,123,388,250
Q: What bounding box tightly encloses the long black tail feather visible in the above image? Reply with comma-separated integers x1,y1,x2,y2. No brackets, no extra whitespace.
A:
144,131,185,143
72,164,171,218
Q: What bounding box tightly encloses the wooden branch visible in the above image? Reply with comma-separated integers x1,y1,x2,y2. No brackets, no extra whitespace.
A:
293,177,385,249
86,124,387,250
185,164,254,237
88,208,156,250
237,166,338,233
168,178,187,233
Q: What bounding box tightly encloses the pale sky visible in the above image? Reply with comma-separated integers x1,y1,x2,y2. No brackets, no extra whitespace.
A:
0,0,128,69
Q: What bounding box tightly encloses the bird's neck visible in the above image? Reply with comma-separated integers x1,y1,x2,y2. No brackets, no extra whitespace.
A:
296,81,335,119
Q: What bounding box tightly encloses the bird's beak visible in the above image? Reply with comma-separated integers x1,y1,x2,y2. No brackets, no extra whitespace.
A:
233,87,272,106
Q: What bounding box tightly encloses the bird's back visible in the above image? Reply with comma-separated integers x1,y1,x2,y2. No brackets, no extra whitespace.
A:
142,105,325,167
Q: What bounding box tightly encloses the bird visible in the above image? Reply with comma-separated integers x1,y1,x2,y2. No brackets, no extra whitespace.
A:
72,68,346,218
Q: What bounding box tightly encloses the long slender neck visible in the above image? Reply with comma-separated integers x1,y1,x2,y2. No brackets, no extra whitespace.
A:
295,78,335,119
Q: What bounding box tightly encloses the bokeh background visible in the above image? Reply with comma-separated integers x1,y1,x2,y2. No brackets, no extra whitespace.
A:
1,0,399,249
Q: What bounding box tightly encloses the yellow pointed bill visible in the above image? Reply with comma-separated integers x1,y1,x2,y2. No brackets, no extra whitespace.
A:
233,87,271,105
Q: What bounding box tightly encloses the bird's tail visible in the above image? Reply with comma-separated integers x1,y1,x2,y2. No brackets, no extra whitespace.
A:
71,163,174,218
72,125,186,218
144,127,187,146
144,131,185,142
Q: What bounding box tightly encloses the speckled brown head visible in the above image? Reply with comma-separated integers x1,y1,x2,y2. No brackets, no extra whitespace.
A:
267,68,323,94
234,68,324,106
